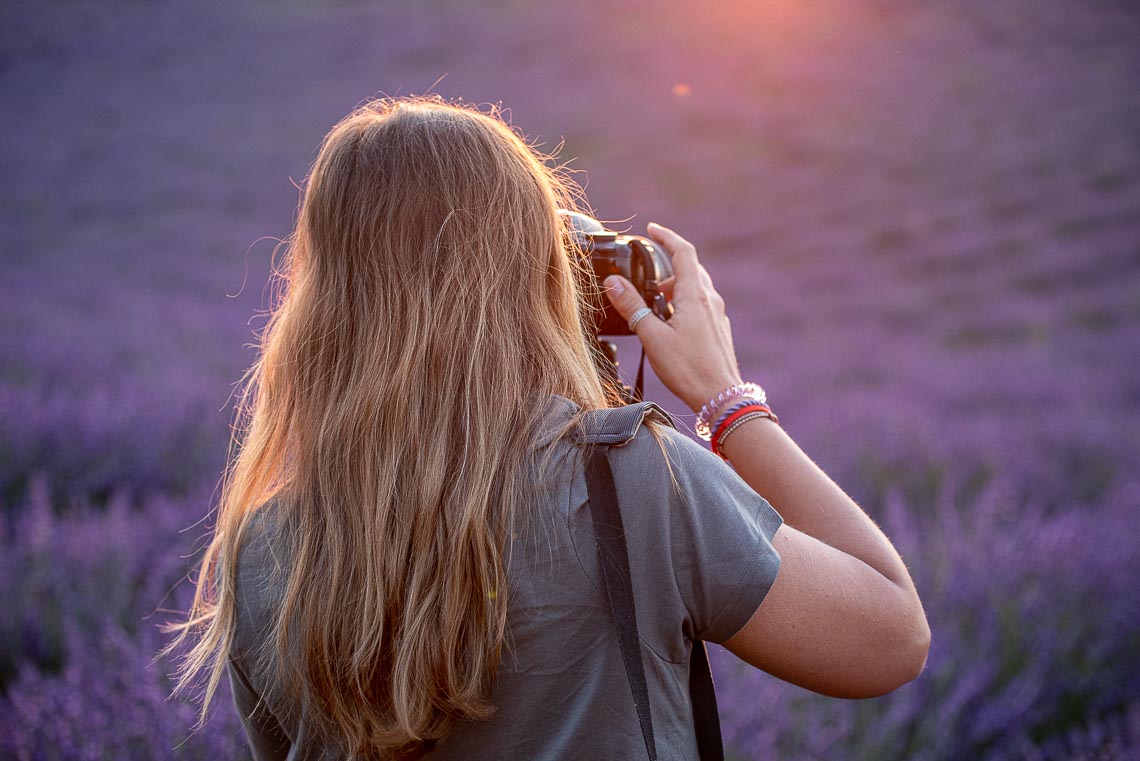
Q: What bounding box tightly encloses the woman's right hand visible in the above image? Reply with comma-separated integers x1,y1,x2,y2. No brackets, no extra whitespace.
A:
608,225,931,699
603,222,745,414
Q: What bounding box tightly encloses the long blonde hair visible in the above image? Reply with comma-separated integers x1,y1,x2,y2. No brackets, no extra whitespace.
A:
162,95,667,758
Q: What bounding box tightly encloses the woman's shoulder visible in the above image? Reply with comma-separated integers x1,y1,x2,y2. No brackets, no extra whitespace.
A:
229,498,291,609
589,406,785,645
608,408,723,479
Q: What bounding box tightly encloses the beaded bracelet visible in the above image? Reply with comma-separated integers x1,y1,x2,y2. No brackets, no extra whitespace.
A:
710,402,780,459
712,410,778,459
711,398,759,435
695,382,767,440
711,401,774,445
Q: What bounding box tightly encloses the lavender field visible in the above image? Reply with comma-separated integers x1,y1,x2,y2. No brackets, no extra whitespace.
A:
2,0,1139,758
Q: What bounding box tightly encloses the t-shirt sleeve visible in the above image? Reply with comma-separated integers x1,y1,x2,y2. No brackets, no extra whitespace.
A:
227,656,293,761
615,423,785,645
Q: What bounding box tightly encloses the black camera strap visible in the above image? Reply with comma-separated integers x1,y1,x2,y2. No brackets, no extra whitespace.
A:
590,337,648,405
634,348,647,403
582,439,725,761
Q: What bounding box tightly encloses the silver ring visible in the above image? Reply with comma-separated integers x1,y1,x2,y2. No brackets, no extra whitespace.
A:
627,307,653,332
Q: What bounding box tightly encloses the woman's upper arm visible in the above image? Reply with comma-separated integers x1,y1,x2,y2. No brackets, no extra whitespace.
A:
721,523,931,699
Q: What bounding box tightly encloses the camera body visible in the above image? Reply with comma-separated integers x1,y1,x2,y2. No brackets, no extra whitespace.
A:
559,210,676,336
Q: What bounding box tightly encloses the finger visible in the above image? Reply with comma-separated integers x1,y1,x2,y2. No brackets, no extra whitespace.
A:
646,222,700,280
645,223,708,302
602,275,669,341
695,262,716,292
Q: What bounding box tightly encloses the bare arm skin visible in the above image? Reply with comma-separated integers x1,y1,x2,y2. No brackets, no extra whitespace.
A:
603,222,931,699
716,424,931,698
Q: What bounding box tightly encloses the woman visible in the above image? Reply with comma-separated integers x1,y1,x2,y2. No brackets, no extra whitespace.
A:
165,95,930,760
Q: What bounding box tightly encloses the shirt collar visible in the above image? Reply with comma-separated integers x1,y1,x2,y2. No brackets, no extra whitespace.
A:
530,393,583,451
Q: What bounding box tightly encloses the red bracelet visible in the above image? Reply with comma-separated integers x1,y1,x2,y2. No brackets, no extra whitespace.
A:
706,403,779,457
710,402,772,451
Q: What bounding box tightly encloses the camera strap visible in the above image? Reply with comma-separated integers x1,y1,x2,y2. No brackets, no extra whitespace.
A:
574,404,725,761
634,348,647,403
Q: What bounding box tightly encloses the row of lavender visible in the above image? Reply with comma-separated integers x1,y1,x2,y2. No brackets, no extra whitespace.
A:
3,0,1139,757
2,303,1136,759
2,235,1138,752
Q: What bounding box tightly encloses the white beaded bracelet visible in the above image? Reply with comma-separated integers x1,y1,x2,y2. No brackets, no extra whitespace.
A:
694,381,767,440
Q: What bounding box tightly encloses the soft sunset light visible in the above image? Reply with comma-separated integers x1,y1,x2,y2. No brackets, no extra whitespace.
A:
3,0,1137,758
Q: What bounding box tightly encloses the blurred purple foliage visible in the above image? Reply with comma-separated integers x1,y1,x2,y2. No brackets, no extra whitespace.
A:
712,475,1140,760
0,477,248,758
1,0,1138,758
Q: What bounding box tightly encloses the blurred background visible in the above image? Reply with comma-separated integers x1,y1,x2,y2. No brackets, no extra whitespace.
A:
2,0,1138,758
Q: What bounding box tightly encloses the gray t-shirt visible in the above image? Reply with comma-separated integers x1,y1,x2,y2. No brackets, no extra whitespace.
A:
227,394,783,760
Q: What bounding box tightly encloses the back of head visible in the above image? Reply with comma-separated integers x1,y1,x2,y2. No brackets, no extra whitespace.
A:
168,96,617,758
294,96,608,420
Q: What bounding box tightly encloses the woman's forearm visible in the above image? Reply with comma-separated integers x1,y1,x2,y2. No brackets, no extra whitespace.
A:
718,417,918,594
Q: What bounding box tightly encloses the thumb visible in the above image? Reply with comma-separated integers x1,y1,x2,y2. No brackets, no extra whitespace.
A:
602,275,648,321
602,275,667,341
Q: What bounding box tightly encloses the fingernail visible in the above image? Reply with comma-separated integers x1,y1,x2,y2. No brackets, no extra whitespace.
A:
647,222,660,230
604,276,625,294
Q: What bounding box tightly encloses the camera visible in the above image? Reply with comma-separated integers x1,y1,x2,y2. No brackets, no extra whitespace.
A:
559,210,676,336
